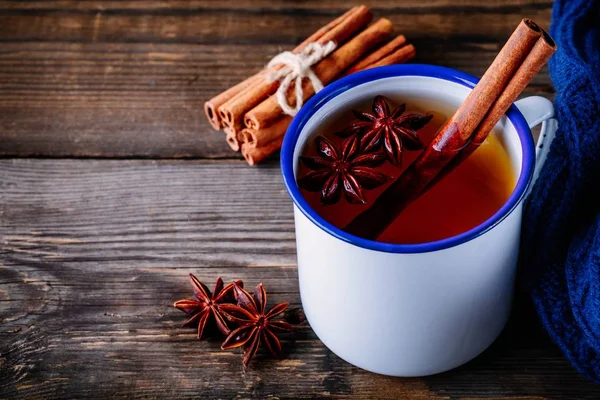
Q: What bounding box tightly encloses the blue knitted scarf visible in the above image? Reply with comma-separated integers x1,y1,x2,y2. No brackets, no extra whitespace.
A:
520,0,600,383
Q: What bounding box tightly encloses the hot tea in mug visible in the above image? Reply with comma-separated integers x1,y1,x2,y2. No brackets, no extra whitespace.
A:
281,17,556,377
281,65,557,377
297,95,516,244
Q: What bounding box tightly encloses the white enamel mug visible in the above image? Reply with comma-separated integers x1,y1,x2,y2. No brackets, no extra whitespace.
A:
280,65,557,377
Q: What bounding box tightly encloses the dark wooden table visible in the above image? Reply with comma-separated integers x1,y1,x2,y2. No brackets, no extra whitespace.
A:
1,1,599,399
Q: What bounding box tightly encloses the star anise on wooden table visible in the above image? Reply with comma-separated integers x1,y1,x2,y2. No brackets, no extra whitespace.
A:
220,283,295,367
282,307,306,325
340,95,433,166
173,274,242,338
297,134,389,205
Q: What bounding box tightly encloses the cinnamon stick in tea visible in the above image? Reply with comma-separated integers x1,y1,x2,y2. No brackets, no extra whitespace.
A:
435,29,557,180
204,6,371,130
218,6,373,130
344,19,551,240
240,37,417,165
244,18,394,131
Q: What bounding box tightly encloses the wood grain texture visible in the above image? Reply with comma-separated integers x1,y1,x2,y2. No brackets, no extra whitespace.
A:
0,0,553,158
2,160,600,400
2,1,593,399
0,2,552,43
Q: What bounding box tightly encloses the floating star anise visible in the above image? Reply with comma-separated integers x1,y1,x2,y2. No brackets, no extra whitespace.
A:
220,283,295,367
297,134,389,205
340,95,433,166
173,274,243,338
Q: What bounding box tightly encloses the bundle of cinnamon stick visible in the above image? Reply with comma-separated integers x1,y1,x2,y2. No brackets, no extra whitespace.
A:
345,19,557,240
204,5,416,165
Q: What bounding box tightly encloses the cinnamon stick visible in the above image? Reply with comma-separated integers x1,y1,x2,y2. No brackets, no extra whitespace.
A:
428,29,557,187
204,71,266,130
224,126,240,151
217,6,373,130
297,5,373,53
241,136,285,166
244,18,394,130
239,37,417,165
294,6,361,51
204,6,370,131
355,44,416,73
239,116,293,149
222,117,245,150
344,19,546,240
462,30,557,156
344,34,408,75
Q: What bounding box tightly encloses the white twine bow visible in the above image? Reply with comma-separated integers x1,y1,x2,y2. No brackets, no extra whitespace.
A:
266,41,337,117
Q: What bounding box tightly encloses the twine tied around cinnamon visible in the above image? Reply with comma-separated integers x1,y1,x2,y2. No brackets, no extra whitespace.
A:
266,41,337,117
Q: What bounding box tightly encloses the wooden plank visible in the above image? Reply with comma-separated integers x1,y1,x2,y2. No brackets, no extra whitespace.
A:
0,41,553,158
1,159,599,399
0,5,552,44
0,0,553,11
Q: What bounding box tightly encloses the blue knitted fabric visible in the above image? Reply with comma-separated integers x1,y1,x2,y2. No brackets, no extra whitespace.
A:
520,0,600,383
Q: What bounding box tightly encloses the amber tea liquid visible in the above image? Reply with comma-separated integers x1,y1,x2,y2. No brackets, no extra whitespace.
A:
298,97,516,244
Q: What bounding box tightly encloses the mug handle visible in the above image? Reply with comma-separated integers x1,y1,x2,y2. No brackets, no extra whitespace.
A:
514,96,558,197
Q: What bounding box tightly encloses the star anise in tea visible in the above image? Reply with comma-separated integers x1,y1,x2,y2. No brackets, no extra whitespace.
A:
297,134,389,205
340,95,433,166
173,274,242,338
220,283,295,367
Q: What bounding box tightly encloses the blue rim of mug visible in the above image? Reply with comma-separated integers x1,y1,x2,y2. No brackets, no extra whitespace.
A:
280,64,535,254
